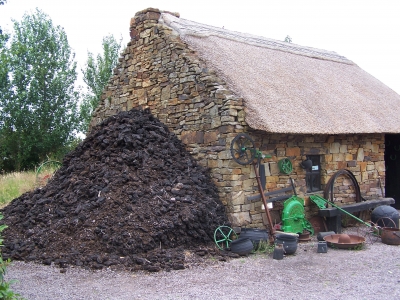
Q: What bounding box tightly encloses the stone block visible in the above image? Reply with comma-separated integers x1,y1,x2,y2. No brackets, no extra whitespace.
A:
242,179,255,190
181,131,204,144
269,163,280,175
339,145,348,153
347,160,357,167
232,168,242,175
211,118,221,129
276,148,285,157
250,213,263,222
221,116,235,122
161,85,171,100
223,174,240,181
332,153,344,162
207,159,218,168
359,161,368,172
375,161,385,172
231,191,245,206
204,131,218,144
286,147,300,157
361,171,369,182
230,212,251,226
371,143,379,153
230,205,240,213
345,153,353,161
330,142,340,154
263,163,271,176
357,148,364,161
217,150,232,160
242,203,254,212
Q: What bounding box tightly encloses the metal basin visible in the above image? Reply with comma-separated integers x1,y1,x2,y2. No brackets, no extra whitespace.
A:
323,234,365,249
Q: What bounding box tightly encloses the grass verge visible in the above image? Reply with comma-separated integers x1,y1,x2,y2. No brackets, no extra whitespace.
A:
0,165,60,207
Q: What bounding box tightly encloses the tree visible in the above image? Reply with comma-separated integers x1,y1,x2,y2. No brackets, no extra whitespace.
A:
0,9,79,171
0,0,7,36
0,28,9,106
80,34,122,132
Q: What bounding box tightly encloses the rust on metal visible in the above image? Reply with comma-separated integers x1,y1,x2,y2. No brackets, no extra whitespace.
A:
323,234,365,249
381,227,400,245
253,162,275,242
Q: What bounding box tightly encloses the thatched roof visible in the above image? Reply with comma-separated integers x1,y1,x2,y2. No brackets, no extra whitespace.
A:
161,13,400,134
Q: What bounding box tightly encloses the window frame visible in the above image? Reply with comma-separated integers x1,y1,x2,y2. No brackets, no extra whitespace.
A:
305,155,322,193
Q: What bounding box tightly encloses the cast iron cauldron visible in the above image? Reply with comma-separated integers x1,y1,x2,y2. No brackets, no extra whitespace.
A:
371,205,399,228
230,238,254,255
275,233,298,255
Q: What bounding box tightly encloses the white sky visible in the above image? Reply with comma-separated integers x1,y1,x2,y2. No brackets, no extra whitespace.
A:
1,0,399,94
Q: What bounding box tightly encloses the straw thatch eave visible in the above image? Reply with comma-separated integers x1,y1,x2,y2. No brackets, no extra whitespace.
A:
161,13,400,134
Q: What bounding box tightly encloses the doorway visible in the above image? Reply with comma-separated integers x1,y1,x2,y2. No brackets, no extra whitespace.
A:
385,134,400,209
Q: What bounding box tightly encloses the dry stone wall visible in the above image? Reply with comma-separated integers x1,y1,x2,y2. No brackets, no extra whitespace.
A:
241,132,385,226
91,8,386,228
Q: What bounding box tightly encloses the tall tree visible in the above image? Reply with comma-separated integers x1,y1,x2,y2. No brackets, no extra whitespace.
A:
80,34,122,132
0,9,79,171
0,0,7,36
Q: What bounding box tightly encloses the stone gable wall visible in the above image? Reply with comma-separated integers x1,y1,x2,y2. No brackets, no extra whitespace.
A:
91,8,385,228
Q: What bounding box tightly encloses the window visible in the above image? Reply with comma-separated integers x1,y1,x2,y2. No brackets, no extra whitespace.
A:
305,155,321,193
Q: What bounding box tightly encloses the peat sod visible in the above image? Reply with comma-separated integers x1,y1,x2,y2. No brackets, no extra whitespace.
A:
1,108,229,272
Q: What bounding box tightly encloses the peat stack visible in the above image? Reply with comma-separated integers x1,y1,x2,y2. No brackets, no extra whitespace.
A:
1,108,228,271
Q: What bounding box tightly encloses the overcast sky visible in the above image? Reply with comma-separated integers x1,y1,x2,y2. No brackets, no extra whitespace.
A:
1,0,399,94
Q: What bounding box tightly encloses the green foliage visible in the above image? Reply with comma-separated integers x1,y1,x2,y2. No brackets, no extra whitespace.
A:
0,9,79,172
252,240,274,254
80,34,122,132
0,213,24,300
0,33,9,105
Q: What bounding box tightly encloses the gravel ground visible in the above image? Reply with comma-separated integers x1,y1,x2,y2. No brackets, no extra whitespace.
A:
6,229,400,300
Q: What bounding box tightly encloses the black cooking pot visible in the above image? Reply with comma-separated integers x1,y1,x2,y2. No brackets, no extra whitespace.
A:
230,238,254,256
275,233,298,255
371,205,399,228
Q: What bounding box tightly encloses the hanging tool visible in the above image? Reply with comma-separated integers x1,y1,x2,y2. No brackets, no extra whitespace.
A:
230,133,275,242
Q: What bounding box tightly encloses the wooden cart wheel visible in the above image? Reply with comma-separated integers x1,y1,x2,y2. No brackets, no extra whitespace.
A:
230,133,256,165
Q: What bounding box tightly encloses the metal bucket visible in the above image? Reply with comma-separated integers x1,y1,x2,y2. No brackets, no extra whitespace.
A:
381,227,400,245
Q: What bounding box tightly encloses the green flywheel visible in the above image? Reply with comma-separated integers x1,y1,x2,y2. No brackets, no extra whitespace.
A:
278,158,293,174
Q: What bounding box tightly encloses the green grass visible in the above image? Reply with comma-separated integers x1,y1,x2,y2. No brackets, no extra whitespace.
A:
0,165,60,207
0,171,36,206
252,240,275,254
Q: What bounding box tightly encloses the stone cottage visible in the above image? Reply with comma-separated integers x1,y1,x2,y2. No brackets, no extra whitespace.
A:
90,8,400,228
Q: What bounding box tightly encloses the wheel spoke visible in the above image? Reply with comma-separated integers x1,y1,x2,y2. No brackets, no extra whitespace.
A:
215,238,227,243
217,228,228,239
